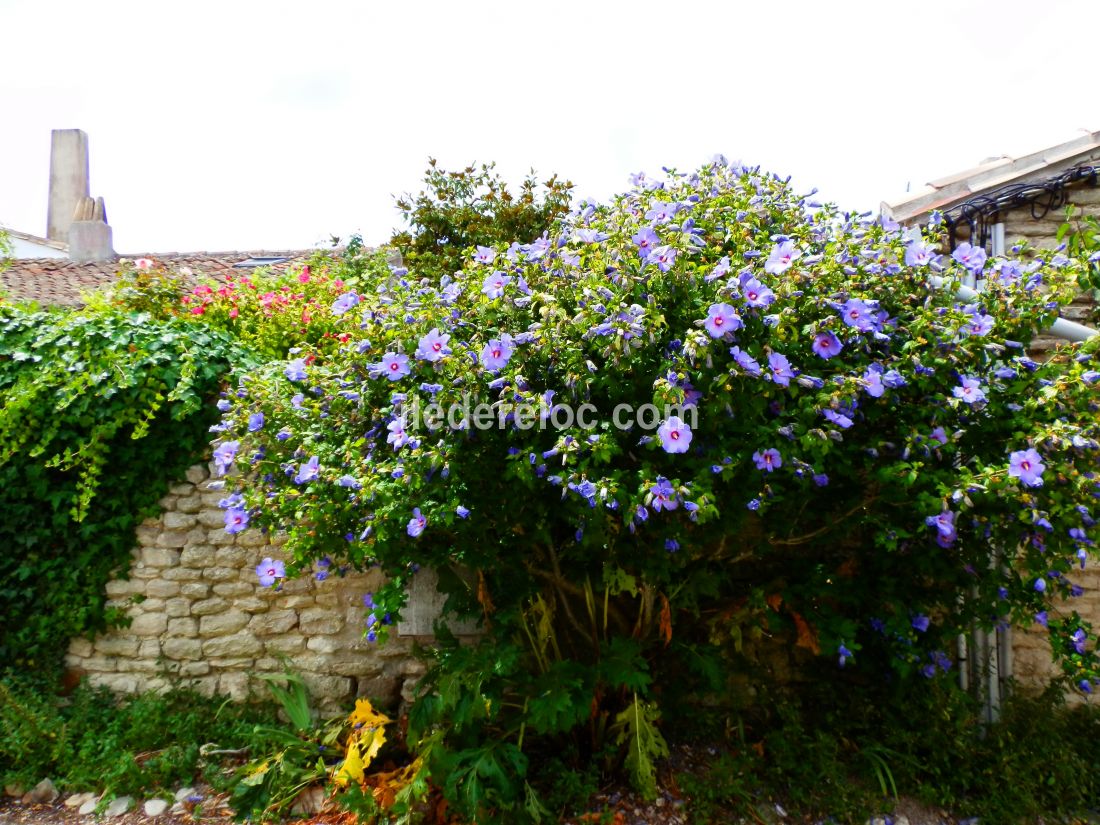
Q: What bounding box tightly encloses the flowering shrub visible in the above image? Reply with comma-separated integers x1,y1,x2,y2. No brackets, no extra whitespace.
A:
213,158,1097,819
97,249,395,359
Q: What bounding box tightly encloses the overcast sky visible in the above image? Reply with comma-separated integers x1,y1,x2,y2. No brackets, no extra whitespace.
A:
1,0,1096,254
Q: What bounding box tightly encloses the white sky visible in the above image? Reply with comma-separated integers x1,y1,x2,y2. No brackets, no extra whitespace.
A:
1,0,1096,254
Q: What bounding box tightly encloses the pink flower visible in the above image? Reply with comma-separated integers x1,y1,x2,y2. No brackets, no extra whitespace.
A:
135,258,154,271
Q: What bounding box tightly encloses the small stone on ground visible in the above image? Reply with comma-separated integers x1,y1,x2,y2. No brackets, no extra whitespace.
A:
104,796,133,818
143,798,169,816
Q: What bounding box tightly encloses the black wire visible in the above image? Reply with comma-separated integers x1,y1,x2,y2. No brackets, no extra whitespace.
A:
943,164,1099,249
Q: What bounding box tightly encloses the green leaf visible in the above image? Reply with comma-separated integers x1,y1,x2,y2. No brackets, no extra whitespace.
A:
611,694,668,801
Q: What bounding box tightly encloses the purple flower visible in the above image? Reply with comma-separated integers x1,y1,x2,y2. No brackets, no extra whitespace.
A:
926,510,956,547
904,242,936,267
224,507,250,534
1072,628,1088,655
838,644,853,667
962,312,995,337
213,441,239,475
415,328,452,362
664,538,680,552
456,505,470,518
704,303,743,338
285,359,308,381
331,291,360,315
811,331,843,359
337,475,361,489
730,346,762,376
387,418,408,451
378,352,411,381
645,201,679,223
753,448,782,472
632,227,660,257
930,426,948,445
1008,448,1045,488
1034,577,1047,593
474,245,497,265
1035,611,1048,627
646,245,678,272
741,277,775,309
863,368,885,398
813,473,829,487
823,409,853,429
953,376,986,405
650,477,679,512
294,455,320,485
523,236,552,260
291,393,305,409
767,351,795,387
657,416,693,454
765,240,802,275
911,614,930,633
255,557,286,588
481,334,515,373
952,242,987,273
407,507,427,537
248,412,264,432
840,299,875,332
481,271,511,299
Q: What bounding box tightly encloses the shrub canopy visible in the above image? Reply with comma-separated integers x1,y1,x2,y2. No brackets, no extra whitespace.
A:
212,158,1099,812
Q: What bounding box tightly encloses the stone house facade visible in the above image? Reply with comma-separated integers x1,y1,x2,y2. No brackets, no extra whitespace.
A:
883,130,1100,707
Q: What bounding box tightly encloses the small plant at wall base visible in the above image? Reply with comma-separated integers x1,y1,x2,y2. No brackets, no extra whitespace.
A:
212,158,1100,823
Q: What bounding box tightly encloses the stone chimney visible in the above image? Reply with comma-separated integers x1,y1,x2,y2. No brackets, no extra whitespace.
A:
47,129,90,243
68,196,115,263
47,129,115,262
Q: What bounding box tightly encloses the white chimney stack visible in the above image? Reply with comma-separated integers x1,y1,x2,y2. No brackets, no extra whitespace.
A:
47,129,90,243
47,129,115,262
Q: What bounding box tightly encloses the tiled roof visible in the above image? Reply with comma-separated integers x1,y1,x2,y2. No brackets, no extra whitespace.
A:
1,250,319,306
882,129,1100,224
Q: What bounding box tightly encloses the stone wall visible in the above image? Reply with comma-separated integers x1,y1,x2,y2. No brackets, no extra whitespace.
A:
64,464,426,712
1011,557,1100,703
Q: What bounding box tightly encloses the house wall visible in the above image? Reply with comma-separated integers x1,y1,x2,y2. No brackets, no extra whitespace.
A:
950,186,1099,357
952,187,1099,700
64,463,426,712
8,234,68,259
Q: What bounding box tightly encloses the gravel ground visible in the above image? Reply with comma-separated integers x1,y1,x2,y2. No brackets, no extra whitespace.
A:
0,766,1079,825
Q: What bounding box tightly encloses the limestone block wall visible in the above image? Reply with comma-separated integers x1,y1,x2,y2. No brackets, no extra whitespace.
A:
1010,563,1100,703
64,464,425,712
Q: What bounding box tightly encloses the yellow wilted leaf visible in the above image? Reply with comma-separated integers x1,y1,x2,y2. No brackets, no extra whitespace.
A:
349,697,390,730
333,737,366,788
358,724,387,769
